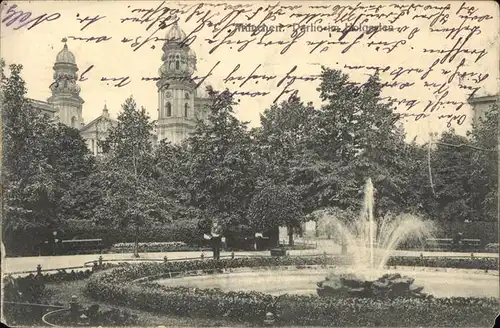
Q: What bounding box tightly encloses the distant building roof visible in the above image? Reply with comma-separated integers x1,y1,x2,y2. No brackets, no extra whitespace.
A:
80,115,117,132
467,94,498,105
28,98,56,113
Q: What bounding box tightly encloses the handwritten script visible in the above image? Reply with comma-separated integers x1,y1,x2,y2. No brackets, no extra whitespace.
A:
2,1,498,128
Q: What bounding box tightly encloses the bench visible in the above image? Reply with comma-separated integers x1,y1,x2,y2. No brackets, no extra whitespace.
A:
425,238,453,251
461,239,481,252
42,239,105,255
425,238,482,252
270,248,287,257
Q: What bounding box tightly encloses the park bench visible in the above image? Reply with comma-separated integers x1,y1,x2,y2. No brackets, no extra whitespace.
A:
461,239,481,252
270,248,287,257
42,238,105,255
425,238,453,251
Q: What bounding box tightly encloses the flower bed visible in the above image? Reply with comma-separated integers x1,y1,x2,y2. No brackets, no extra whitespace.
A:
387,256,497,270
85,257,499,326
45,304,138,326
110,241,208,253
3,263,118,305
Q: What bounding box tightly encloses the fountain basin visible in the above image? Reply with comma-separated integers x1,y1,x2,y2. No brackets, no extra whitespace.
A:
154,265,498,298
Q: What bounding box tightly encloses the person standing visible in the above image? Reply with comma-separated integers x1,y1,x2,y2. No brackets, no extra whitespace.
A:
211,220,222,260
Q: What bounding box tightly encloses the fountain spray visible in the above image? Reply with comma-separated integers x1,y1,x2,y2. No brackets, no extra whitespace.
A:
316,177,434,275
365,178,375,270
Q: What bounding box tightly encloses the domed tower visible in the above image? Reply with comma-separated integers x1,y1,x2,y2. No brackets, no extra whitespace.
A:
47,38,84,128
156,22,197,144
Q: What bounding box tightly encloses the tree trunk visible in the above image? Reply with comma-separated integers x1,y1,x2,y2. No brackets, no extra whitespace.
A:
288,226,294,246
265,227,279,248
134,225,139,258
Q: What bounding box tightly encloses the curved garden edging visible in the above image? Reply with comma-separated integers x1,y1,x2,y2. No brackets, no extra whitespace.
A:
42,308,69,327
85,256,499,326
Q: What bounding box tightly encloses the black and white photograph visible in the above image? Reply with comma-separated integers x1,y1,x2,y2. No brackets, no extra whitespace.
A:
1,0,499,326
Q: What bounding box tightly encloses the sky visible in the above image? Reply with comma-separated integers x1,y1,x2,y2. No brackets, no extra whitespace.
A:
1,0,498,143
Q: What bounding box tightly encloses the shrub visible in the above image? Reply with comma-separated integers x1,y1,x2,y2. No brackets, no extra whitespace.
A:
387,256,497,270
85,257,499,326
109,241,208,253
4,219,205,256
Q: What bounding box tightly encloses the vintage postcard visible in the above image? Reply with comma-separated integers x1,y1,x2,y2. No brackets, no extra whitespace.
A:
1,0,499,327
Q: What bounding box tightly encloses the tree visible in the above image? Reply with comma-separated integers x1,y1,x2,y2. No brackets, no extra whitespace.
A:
2,63,61,247
46,124,96,222
297,69,408,217
153,140,191,220
467,103,498,222
99,96,170,257
247,184,303,246
184,89,257,238
430,131,477,224
253,97,315,184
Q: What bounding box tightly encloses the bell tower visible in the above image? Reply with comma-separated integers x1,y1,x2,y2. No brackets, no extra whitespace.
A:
47,38,84,128
156,22,197,144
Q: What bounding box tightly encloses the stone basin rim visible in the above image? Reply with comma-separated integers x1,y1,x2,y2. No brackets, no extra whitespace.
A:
138,264,498,284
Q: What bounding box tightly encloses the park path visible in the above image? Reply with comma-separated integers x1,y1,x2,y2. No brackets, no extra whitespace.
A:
1,251,262,274
2,246,496,275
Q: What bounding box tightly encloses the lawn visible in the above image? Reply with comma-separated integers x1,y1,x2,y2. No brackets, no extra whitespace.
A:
45,279,247,327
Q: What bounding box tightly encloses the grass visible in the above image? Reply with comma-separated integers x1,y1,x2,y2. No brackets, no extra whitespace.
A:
45,279,248,327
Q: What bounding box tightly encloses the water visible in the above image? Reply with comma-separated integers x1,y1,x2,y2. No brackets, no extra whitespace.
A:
316,178,435,277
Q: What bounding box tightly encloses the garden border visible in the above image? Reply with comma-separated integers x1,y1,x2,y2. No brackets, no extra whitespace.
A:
84,255,499,326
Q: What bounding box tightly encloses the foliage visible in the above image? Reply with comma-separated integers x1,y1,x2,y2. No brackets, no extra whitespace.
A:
183,89,256,233
153,140,192,219
110,241,206,253
248,184,303,232
85,259,498,327
49,304,138,326
97,97,172,255
467,102,498,222
253,97,315,186
2,57,497,247
429,131,477,223
2,267,132,327
2,64,95,248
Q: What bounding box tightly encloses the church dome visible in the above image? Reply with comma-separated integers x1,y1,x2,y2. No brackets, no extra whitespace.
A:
56,38,76,64
165,21,186,41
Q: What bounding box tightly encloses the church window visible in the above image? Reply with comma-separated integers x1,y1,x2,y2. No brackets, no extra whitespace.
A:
175,54,181,69
91,139,95,154
166,102,172,117
184,103,189,117
185,92,189,99
71,116,76,127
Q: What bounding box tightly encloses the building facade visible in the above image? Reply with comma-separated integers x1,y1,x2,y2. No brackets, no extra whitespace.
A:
30,23,211,151
467,94,498,125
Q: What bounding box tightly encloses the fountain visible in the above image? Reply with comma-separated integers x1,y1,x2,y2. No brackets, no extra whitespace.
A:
316,178,436,298
155,177,497,299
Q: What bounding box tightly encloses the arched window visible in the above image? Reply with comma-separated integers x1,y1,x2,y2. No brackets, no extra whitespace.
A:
175,54,181,70
185,92,189,99
166,102,172,117
184,103,189,117
71,116,76,127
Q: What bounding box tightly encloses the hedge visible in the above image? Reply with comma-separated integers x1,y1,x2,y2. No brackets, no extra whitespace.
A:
386,256,497,270
3,219,205,257
2,264,133,327
85,257,499,326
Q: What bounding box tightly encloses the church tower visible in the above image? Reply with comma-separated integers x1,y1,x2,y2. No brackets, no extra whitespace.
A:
156,22,197,144
47,38,84,128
